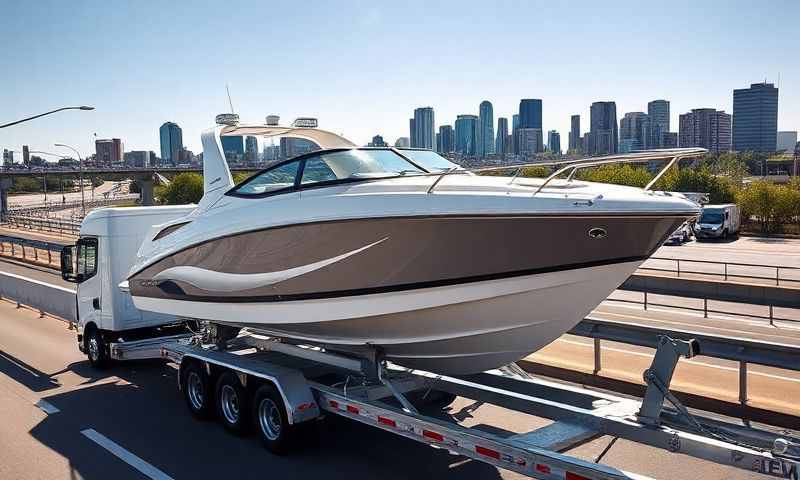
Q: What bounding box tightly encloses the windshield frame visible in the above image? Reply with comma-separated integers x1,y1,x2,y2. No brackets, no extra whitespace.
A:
226,147,432,199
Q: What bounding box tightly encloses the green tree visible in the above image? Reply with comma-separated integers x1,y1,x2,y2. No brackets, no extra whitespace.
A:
577,164,652,188
156,173,204,205
233,171,252,185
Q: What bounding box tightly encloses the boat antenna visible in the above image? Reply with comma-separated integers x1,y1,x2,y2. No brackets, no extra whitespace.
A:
226,83,236,114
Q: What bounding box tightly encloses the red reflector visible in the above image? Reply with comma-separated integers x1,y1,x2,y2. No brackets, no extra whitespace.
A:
423,430,444,442
377,416,396,427
346,405,359,414
566,473,591,480
329,400,338,409
475,445,501,460
536,464,551,474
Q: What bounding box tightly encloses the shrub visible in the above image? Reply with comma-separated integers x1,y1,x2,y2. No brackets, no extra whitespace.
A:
156,173,204,205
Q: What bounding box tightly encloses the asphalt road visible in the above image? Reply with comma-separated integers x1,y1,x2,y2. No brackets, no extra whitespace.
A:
0,300,774,480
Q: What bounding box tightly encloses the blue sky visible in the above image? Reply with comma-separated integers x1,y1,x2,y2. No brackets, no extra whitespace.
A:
1,0,798,156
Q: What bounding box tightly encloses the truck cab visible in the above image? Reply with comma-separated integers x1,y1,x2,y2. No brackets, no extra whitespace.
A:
61,205,196,366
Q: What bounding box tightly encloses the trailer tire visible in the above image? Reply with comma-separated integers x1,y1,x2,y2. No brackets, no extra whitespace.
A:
215,371,251,435
252,383,293,454
84,326,109,369
182,362,214,420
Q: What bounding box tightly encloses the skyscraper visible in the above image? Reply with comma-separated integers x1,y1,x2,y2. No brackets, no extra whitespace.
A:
589,101,618,155
245,136,259,163
159,121,183,166
568,115,581,152
221,136,244,162
369,135,388,147
678,108,731,153
438,125,454,153
454,115,478,155
409,118,416,147
619,112,649,152
477,101,495,157
512,114,520,154
412,107,435,149
518,128,543,156
547,130,561,155
395,137,410,148
647,100,670,148
733,82,779,152
95,138,123,166
496,118,508,156
777,131,798,152
22,145,29,165
519,99,542,129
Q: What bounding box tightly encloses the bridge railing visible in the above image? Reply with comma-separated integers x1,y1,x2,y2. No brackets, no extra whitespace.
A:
2,215,80,236
0,237,63,268
641,256,800,286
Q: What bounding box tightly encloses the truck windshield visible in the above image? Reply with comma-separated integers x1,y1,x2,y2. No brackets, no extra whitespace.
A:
699,212,723,224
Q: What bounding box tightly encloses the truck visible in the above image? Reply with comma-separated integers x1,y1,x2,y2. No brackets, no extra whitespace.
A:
694,203,740,240
58,205,800,479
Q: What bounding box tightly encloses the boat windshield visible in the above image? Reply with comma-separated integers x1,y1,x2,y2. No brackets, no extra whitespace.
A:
397,149,461,172
231,149,425,196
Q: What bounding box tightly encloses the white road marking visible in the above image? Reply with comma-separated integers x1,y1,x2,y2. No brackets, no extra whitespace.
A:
81,429,174,480
0,351,40,377
555,338,800,383
34,399,60,414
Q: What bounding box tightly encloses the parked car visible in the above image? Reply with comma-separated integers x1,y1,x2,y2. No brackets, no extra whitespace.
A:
665,221,693,245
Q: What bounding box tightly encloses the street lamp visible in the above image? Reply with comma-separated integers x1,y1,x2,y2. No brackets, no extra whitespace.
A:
30,150,70,203
54,143,85,216
0,106,94,129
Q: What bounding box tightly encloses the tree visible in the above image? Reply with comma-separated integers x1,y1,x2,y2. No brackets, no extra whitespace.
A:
156,173,204,205
578,164,652,188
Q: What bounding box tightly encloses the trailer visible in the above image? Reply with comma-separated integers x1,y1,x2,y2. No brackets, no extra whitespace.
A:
105,328,800,480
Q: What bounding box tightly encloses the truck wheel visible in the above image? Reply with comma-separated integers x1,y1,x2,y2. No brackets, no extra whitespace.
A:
252,383,293,454
84,327,109,369
215,371,251,435
182,362,214,419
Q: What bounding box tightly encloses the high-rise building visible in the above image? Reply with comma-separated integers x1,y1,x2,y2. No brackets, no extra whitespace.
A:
496,118,508,156
662,132,678,149
477,101,495,157
512,114,520,154
777,131,797,152
547,130,561,155
619,112,649,152
125,151,151,168
369,135,388,147
394,137,410,148
568,115,581,152
159,121,183,166
22,145,29,165
647,100,670,148
454,115,478,156
412,107,435,149
438,125,454,153
519,99,543,129
518,128,543,156
221,136,245,162
589,101,618,155
95,138,123,166
245,136,259,163
3,149,13,166
409,118,416,147
733,82,779,152
678,108,731,153
280,137,317,160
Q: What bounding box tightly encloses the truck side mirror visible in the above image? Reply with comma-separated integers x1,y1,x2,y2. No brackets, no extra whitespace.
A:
61,245,79,283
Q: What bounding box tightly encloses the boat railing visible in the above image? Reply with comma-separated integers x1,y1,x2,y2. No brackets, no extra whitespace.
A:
427,147,708,195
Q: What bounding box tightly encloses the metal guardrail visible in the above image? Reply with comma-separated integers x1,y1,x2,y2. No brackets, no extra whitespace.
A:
9,195,137,215
642,256,800,286
571,316,800,408
3,215,80,235
0,271,76,322
0,238,61,268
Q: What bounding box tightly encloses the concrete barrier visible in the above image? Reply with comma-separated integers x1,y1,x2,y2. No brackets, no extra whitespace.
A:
621,273,800,308
0,271,76,322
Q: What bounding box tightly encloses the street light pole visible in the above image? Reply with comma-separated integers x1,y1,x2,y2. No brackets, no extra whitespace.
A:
0,106,94,129
54,143,85,217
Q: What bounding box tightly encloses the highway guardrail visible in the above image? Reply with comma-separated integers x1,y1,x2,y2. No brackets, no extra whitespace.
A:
0,271,75,322
3,215,80,235
642,256,800,287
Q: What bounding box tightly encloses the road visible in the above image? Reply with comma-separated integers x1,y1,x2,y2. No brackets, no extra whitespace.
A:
0,299,770,480
7,181,122,208
645,236,800,285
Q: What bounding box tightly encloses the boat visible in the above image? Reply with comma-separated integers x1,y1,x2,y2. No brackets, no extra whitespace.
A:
126,116,704,374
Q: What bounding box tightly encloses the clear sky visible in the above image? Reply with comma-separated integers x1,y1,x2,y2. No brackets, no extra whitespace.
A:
1,0,798,157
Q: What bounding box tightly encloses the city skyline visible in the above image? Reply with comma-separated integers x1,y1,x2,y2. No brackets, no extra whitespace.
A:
0,1,798,156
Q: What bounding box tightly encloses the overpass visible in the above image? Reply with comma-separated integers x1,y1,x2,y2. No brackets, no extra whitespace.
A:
0,165,257,216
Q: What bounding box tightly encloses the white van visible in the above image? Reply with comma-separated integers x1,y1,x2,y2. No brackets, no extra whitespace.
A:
694,204,740,240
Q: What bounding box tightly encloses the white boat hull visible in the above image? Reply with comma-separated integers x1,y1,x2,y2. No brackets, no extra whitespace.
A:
133,260,641,373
